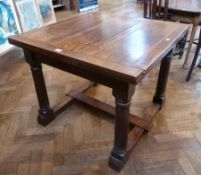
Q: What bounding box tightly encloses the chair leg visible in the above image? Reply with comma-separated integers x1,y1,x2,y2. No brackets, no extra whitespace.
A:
186,29,201,82
183,24,198,69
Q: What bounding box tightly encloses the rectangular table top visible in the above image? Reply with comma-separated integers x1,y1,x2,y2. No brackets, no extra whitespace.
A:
9,13,189,84
167,0,201,14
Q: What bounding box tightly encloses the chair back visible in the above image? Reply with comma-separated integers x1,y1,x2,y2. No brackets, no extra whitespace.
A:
144,0,169,20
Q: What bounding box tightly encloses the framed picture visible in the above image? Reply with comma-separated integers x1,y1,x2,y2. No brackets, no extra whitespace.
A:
0,0,21,55
35,0,56,25
77,0,99,12
14,0,42,32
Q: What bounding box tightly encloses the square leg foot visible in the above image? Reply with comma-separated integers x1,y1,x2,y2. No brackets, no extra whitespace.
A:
38,108,55,126
108,151,129,172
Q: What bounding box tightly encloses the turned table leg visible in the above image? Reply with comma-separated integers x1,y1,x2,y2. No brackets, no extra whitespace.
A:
153,52,172,106
24,50,54,126
109,85,135,171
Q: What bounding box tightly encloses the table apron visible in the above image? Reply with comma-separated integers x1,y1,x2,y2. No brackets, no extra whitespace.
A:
37,55,139,91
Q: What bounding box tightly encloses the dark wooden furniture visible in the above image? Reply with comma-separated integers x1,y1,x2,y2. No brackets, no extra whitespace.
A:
163,0,201,68
144,0,169,20
186,28,201,81
143,0,187,59
8,13,189,171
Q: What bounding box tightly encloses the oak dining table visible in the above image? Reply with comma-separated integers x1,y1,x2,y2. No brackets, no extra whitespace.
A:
8,13,189,171
165,0,201,68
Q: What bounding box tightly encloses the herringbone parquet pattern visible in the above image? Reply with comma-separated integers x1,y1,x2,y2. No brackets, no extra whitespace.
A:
1,1,201,174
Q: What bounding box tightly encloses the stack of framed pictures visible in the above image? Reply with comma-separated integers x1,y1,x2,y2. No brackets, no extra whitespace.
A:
0,0,21,55
0,0,56,55
14,0,56,31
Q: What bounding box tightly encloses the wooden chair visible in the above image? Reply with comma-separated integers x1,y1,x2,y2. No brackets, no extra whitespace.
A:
143,0,187,59
186,28,201,81
144,0,169,20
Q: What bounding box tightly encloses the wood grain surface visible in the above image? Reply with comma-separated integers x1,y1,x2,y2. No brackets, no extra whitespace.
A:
1,0,200,174
9,13,189,84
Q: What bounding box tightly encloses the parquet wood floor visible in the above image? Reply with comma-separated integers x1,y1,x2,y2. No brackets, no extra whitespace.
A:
1,1,201,174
